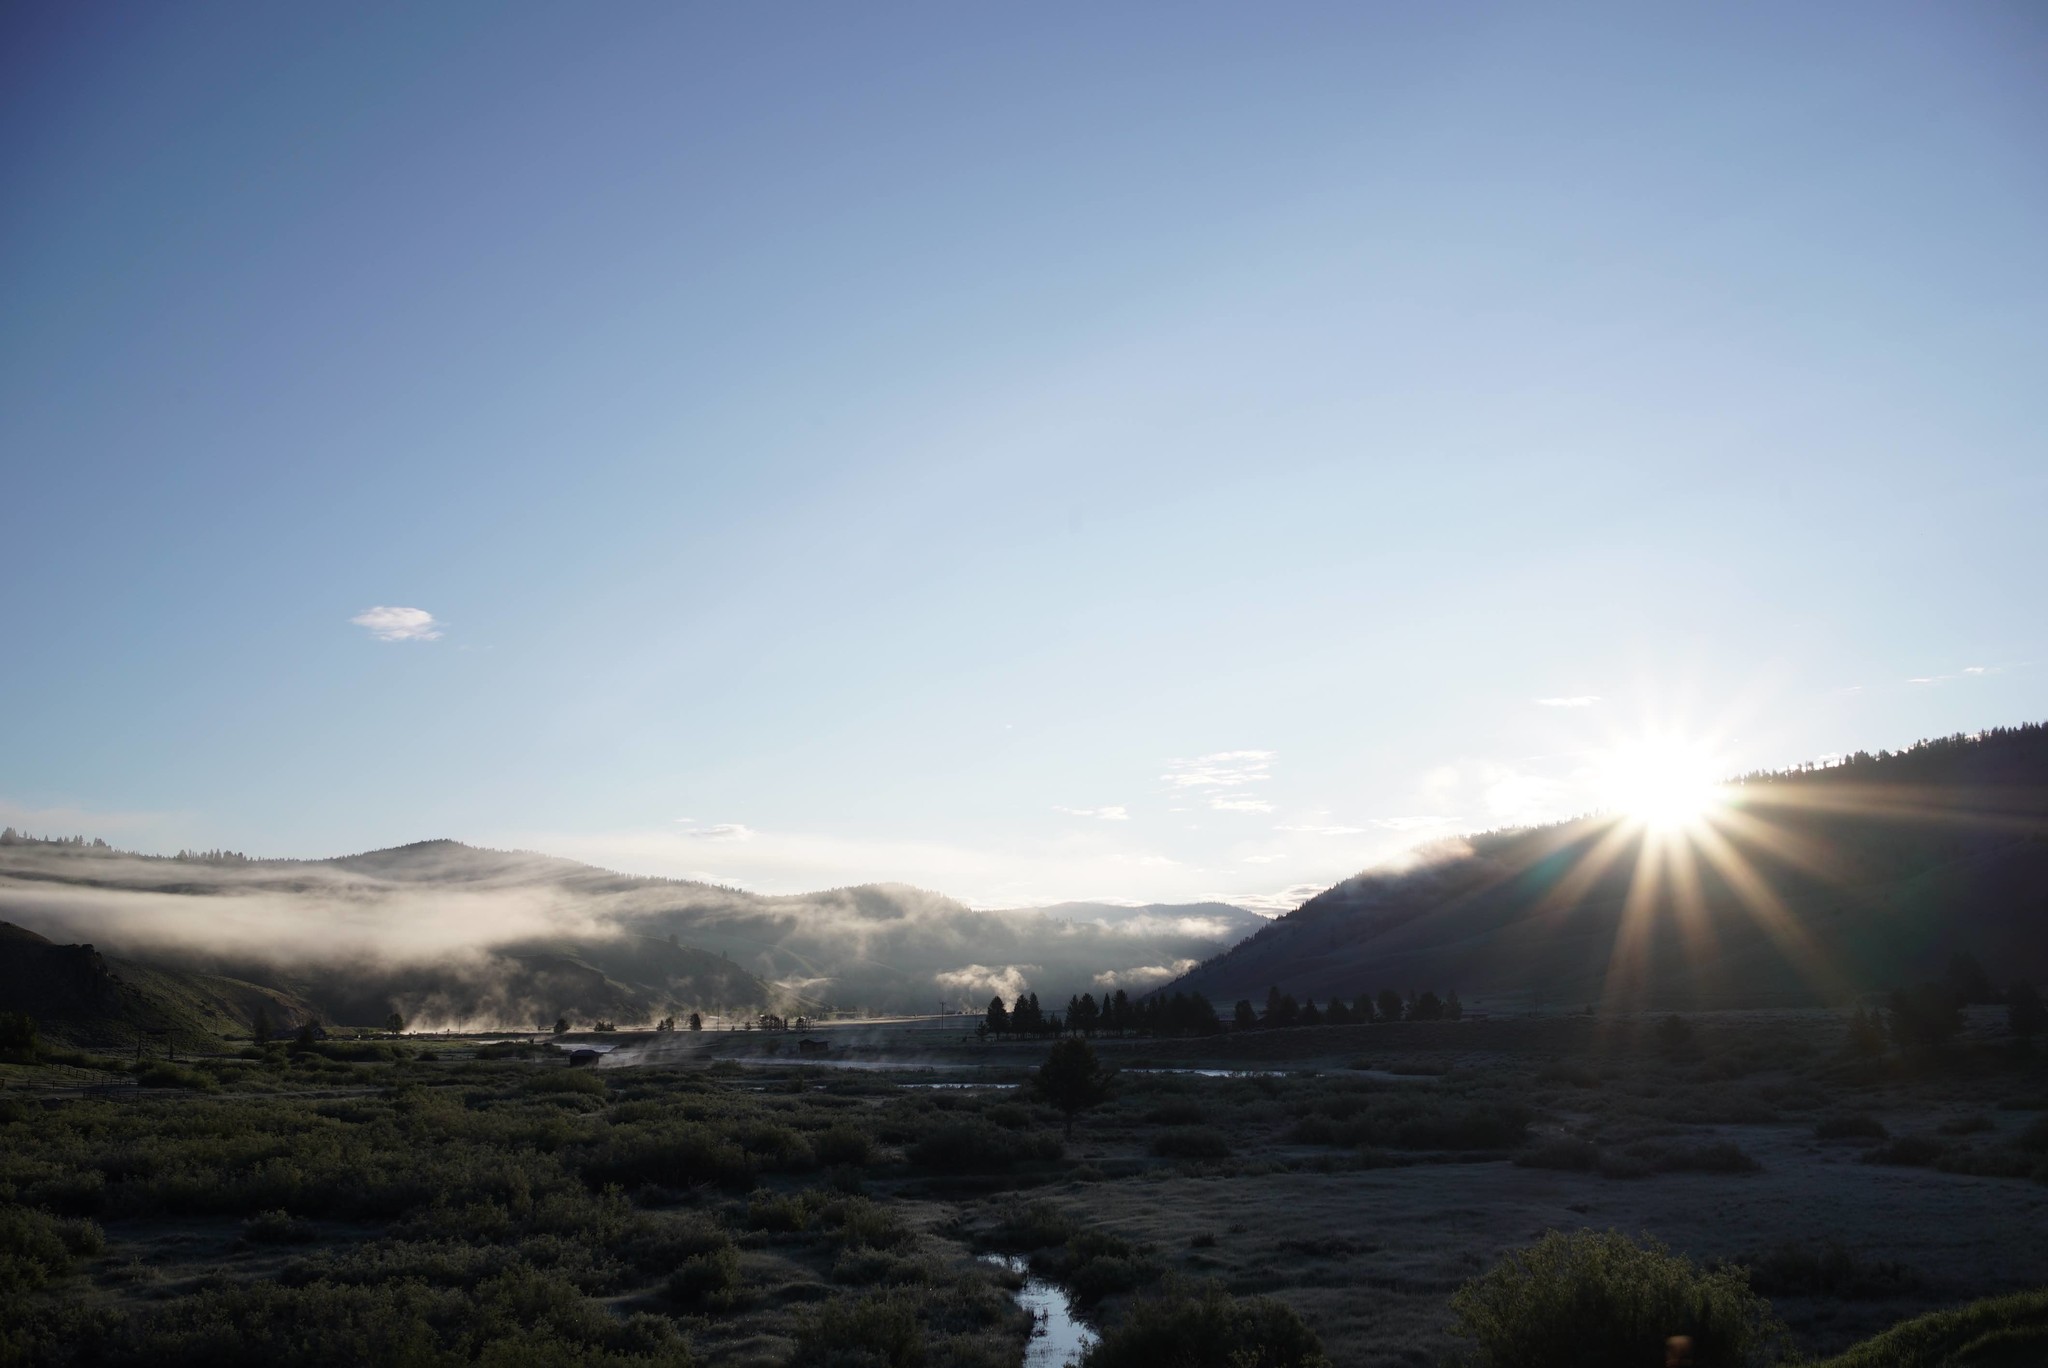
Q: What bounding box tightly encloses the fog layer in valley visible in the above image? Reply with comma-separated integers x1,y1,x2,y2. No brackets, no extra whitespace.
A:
0,837,1263,1029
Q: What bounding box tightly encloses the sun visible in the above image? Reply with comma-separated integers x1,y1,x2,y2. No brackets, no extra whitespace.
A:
1597,735,1729,832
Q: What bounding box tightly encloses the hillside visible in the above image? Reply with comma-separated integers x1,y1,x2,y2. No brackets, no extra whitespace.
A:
0,836,1261,1024
0,921,321,1050
1171,724,2048,1012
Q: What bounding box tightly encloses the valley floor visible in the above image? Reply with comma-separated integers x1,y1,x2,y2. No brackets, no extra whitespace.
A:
3,1010,2045,1366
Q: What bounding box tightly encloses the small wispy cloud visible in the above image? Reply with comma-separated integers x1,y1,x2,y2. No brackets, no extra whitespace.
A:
1161,750,1273,789
1228,884,1325,915
681,823,754,842
1909,666,1994,686
1091,959,1198,990
935,963,1037,1001
1534,695,1600,708
1054,805,1129,821
351,605,443,642
1209,795,1275,813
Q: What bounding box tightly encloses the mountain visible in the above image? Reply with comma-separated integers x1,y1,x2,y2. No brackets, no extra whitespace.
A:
0,835,1263,1025
1169,725,2048,1013
0,921,320,1050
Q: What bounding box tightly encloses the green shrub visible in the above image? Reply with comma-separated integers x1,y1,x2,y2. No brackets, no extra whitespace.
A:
1144,1099,1207,1126
1447,1229,1785,1368
792,1292,925,1368
986,1200,1079,1252
576,1125,756,1190
824,1197,912,1251
76,1266,694,1367
746,1190,812,1233
1814,1288,2048,1367
1035,1228,1161,1306
133,1062,215,1091
907,1119,1061,1174
0,1207,103,1293
1083,1284,1328,1368
668,1242,742,1310
814,1124,876,1167
241,1209,314,1244
522,1069,607,1097
734,1122,814,1170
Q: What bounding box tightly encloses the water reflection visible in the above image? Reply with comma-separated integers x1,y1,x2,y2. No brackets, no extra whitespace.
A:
981,1254,1097,1368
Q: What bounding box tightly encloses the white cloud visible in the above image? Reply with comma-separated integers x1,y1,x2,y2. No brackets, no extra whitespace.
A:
1535,695,1600,708
1091,960,1198,991
1054,805,1129,821
683,823,754,842
351,606,443,642
1226,884,1325,915
1964,666,1986,675
1209,795,1275,813
934,964,1037,1002
1161,750,1273,789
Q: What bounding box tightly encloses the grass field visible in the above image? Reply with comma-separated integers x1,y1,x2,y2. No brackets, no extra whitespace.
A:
2,1010,2045,1366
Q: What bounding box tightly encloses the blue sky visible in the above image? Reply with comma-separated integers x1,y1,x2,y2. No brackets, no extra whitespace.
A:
4,3,2043,908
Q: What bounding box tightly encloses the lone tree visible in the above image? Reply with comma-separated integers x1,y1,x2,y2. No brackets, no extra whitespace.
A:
553,1016,570,1036
0,1011,36,1056
385,1012,405,1036
1033,1036,1114,1137
251,1006,273,1046
688,1012,703,1031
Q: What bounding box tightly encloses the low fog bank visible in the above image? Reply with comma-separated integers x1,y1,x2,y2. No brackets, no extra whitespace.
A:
0,839,1269,1027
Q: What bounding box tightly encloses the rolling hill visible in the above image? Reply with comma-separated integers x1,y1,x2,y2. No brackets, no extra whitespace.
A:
1169,724,2048,1013
0,835,1263,1028
0,921,321,1050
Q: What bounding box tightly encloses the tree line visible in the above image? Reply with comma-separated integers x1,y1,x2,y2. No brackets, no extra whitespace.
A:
1233,984,1463,1029
980,982,1467,1040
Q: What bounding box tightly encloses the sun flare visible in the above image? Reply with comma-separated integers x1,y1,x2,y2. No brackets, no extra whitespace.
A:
1597,735,1729,832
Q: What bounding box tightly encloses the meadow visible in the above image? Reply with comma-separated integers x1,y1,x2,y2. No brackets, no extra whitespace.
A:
3,1009,2047,1367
